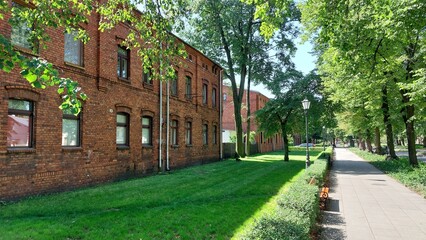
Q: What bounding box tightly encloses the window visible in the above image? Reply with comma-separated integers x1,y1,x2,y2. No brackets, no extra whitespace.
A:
143,69,152,85
202,124,208,145
185,76,192,99
213,125,217,144
212,88,217,108
185,121,192,145
62,109,80,147
142,116,152,145
11,3,35,50
171,70,178,96
202,83,208,105
171,120,178,145
64,30,83,66
117,46,129,79
7,99,33,148
116,113,129,146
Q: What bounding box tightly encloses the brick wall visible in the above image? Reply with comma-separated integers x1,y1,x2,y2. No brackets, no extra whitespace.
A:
222,86,283,153
0,7,222,200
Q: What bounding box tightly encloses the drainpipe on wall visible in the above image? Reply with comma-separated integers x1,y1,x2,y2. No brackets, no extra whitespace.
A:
166,75,170,171
220,69,223,160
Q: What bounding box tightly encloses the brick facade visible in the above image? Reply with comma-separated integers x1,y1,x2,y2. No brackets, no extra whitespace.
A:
0,6,222,200
222,86,283,153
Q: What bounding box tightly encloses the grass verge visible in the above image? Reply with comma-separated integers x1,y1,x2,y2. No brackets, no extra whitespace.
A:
0,149,322,240
350,148,426,198
236,147,332,240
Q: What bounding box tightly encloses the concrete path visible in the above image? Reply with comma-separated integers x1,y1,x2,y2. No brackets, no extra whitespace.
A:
320,148,426,240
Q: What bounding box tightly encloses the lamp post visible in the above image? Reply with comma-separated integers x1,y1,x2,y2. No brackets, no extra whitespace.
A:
302,98,311,168
323,126,326,151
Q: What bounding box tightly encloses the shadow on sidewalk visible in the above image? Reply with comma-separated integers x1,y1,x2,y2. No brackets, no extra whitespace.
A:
332,160,385,176
319,210,346,240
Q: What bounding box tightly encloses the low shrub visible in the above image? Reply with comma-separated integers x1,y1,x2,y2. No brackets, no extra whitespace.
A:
241,148,331,239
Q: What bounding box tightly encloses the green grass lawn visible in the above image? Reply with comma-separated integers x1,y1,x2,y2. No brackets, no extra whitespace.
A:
0,149,322,240
350,148,426,198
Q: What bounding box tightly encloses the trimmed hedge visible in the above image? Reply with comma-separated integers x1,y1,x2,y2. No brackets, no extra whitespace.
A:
241,148,332,240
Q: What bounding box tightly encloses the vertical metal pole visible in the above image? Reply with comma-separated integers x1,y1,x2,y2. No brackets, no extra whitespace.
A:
305,110,310,168
323,127,326,151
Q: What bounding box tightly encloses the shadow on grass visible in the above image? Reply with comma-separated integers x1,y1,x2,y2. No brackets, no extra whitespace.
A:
0,152,305,239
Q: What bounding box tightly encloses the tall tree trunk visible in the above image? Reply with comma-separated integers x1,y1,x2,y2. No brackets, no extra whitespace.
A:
234,101,244,160
381,84,397,158
360,139,366,151
374,127,382,154
245,56,252,156
404,104,418,166
366,129,373,152
281,124,289,161
423,137,426,147
397,44,418,166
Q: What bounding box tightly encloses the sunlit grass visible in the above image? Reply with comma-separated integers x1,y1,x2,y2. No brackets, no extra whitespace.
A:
0,149,322,239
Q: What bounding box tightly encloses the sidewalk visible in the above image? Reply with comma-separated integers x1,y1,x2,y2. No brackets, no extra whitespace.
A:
320,148,426,240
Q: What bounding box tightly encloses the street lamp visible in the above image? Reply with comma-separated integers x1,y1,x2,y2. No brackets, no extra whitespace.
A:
302,98,311,168
323,126,326,151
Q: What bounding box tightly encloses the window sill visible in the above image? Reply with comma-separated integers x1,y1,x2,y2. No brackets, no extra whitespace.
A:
13,45,39,57
186,144,192,147
118,77,130,83
143,82,154,89
142,145,153,149
64,62,85,70
117,145,130,150
8,148,36,153
171,144,179,149
62,147,83,152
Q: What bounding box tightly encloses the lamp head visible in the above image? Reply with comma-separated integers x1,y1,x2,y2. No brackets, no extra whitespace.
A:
302,98,310,110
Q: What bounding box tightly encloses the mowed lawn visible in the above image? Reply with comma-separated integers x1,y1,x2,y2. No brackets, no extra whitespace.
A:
0,148,322,240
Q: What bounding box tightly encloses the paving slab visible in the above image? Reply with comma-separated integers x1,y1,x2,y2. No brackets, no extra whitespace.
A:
319,148,426,240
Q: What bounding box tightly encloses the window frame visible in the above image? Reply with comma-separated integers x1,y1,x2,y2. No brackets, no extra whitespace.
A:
171,70,178,96
7,99,34,148
213,125,217,145
202,83,208,105
117,46,130,80
116,112,129,147
10,2,38,52
62,110,81,147
171,119,178,146
142,116,153,146
64,30,84,67
212,87,217,108
142,69,153,85
185,121,192,145
202,124,208,145
185,76,192,99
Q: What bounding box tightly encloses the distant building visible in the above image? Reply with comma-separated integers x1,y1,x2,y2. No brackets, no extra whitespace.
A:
222,86,283,153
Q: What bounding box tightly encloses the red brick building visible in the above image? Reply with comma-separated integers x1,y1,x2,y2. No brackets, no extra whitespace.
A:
222,86,283,153
0,4,222,200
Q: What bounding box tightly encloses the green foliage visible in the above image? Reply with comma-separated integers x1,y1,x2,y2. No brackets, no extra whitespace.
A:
184,0,299,157
300,0,426,165
241,149,330,239
350,148,426,198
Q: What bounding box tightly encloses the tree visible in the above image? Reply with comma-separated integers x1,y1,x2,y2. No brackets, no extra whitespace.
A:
184,0,299,159
300,0,426,166
1,0,187,113
256,70,321,161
